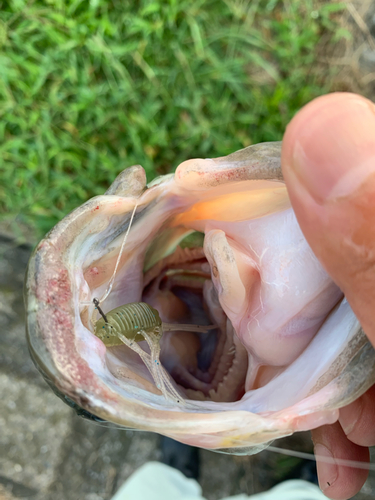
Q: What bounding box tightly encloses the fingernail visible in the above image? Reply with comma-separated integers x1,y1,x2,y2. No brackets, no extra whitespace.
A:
314,443,338,493
339,398,363,438
288,93,375,202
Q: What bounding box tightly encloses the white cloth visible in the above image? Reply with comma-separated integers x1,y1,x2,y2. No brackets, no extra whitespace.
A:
111,461,327,500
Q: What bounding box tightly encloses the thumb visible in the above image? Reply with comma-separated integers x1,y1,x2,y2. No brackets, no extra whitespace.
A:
281,92,375,346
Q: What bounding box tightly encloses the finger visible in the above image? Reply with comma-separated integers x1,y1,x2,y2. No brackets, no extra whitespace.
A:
312,422,369,499
339,384,375,446
281,93,375,346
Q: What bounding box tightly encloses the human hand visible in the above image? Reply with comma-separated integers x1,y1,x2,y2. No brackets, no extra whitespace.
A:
281,92,375,500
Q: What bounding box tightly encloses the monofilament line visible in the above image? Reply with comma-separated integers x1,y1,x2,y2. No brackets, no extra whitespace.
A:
99,202,138,305
267,445,374,471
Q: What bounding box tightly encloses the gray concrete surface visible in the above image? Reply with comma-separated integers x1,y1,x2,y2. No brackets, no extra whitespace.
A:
1,229,375,500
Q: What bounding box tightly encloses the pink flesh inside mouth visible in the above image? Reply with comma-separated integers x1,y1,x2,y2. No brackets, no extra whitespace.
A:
82,202,343,407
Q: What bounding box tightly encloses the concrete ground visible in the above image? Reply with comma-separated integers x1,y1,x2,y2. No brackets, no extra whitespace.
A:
1,229,375,500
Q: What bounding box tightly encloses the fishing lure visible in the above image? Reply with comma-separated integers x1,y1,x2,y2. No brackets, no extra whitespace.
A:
91,203,215,405
94,300,215,404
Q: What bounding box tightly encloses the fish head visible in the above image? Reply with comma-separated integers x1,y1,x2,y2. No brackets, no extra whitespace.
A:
25,142,375,454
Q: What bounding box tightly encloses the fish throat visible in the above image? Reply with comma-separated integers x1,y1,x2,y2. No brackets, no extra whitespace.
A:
141,241,248,403
91,238,249,404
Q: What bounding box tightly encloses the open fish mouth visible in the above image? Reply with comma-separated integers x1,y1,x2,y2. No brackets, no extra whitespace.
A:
25,142,375,454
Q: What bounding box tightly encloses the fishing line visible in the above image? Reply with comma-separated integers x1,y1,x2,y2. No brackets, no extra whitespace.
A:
80,202,139,310
71,414,375,472
89,201,138,324
99,201,139,305
266,445,375,471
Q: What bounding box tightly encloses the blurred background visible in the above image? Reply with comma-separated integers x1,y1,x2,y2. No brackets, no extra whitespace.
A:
1,0,375,499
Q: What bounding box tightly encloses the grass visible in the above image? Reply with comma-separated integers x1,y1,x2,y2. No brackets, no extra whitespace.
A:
0,0,346,240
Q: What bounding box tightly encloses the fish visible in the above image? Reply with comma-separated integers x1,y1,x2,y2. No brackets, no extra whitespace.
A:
25,141,375,455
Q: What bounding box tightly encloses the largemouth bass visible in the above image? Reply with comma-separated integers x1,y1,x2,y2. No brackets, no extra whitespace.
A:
25,142,375,455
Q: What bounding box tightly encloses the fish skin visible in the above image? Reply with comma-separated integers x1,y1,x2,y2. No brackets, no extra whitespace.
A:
25,142,375,454
105,164,146,197
175,142,283,189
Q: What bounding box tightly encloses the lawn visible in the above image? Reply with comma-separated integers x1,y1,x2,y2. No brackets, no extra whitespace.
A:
0,0,346,240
